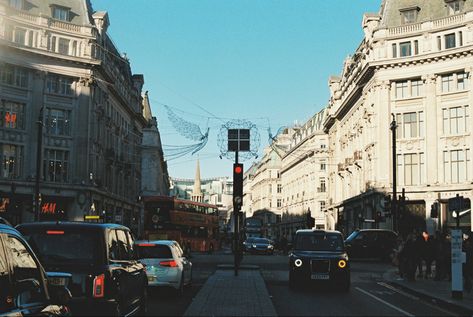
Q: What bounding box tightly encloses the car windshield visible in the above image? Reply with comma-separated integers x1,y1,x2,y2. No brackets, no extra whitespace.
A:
136,244,172,259
294,233,344,252
252,238,270,244
23,230,98,265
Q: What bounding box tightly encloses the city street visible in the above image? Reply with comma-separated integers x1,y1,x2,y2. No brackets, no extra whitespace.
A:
146,252,459,316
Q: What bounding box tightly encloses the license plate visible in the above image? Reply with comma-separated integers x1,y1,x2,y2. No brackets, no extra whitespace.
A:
48,277,66,286
311,274,329,280
147,276,155,282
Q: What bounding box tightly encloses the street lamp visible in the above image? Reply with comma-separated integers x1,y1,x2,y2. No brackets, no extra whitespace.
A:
390,114,398,233
34,106,44,222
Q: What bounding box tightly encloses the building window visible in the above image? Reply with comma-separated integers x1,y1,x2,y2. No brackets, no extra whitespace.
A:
457,72,468,90
411,79,423,97
277,184,282,193
400,41,412,57
320,201,326,213
445,33,456,49
0,101,25,130
395,81,408,98
319,178,326,193
442,74,454,92
46,74,74,96
414,40,419,55
52,6,70,21
43,149,69,183
396,111,424,139
58,38,69,55
13,28,26,45
447,0,463,15
9,0,23,10
398,153,424,185
268,184,272,194
443,105,469,135
277,199,282,208
442,72,469,93
46,108,71,136
401,8,418,24
444,149,470,183
1,144,22,179
392,44,397,58
0,64,28,88
320,163,326,171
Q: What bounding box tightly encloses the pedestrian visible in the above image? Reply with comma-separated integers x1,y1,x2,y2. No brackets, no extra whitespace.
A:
434,233,446,281
280,234,288,255
414,231,426,279
403,233,417,282
424,235,435,279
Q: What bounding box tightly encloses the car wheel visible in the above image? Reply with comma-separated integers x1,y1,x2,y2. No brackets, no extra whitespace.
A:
138,287,148,315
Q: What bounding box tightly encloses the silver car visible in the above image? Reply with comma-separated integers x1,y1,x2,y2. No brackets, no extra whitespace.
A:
134,240,192,294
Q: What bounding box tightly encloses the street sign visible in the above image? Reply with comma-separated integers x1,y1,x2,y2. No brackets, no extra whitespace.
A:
451,229,466,299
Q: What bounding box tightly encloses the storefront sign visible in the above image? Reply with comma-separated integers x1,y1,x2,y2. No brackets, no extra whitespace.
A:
41,202,57,214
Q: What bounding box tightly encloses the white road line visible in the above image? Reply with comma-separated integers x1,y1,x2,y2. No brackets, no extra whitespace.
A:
376,282,456,316
355,286,415,317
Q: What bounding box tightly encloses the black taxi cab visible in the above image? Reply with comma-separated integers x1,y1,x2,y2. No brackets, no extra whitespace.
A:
0,224,72,316
16,222,148,316
288,229,350,291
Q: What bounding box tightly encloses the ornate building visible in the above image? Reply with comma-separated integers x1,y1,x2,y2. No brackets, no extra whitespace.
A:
0,0,168,233
325,0,473,236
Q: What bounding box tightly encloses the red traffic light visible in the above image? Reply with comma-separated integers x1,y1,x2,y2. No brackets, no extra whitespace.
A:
234,165,243,174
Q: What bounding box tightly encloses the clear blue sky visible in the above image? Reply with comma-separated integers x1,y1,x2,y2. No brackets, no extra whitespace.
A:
91,0,381,179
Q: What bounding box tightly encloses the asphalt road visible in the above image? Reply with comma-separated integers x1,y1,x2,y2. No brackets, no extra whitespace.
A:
146,252,459,316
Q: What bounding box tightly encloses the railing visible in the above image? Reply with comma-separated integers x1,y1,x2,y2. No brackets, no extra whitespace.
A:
388,23,421,36
17,11,37,23
50,20,81,33
433,14,464,28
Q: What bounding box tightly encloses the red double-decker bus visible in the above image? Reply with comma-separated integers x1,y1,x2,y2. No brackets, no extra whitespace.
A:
143,196,219,253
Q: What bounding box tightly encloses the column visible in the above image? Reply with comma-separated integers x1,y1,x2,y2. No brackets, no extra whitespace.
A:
422,74,439,185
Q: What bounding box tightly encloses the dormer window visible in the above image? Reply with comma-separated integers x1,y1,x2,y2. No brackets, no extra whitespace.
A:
400,7,420,24
9,0,23,10
51,5,70,21
446,0,463,15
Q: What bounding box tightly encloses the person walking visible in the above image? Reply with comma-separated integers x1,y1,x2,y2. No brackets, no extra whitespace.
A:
403,233,417,282
463,234,472,293
424,235,435,279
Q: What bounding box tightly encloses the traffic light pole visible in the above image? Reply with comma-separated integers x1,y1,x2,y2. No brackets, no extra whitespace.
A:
233,151,239,276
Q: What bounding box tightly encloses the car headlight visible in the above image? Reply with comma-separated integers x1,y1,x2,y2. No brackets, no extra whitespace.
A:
252,244,256,248
338,259,347,269
294,259,303,267
267,245,273,249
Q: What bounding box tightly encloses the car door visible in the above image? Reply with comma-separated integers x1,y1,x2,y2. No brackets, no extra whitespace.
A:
3,234,49,317
350,232,367,258
108,229,131,311
174,243,191,283
125,230,144,301
0,233,20,317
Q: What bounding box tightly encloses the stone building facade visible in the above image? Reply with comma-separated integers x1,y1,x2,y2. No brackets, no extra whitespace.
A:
325,0,473,236
0,0,167,233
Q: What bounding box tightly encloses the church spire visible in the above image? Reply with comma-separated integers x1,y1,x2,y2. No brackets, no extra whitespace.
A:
192,159,203,202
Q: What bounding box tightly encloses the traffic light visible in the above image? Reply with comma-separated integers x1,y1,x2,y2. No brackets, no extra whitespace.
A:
233,163,243,209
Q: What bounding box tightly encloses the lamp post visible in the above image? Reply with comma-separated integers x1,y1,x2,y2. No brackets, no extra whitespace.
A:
390,114,398,233
34,106,44,222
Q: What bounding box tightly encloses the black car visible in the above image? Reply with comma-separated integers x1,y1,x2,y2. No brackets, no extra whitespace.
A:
0,224,72,316
16,222,148,316
289,229,350,291
344,229,398,261
243,237,274,255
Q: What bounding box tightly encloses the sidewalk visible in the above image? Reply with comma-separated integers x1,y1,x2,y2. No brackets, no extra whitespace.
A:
184,269,277,316
383,268,473,315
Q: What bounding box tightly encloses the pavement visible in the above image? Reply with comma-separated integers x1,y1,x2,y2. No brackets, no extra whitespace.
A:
383,267,473,315
183,268,277,316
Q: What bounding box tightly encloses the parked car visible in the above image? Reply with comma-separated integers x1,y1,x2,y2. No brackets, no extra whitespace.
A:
243,237,274,255
344,229,398,261
0,223,72,316
16,222,148,316
134,240,192,294
289,229,350,291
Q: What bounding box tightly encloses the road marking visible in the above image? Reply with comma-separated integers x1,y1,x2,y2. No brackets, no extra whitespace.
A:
377,282,456,316
355,287,414,317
